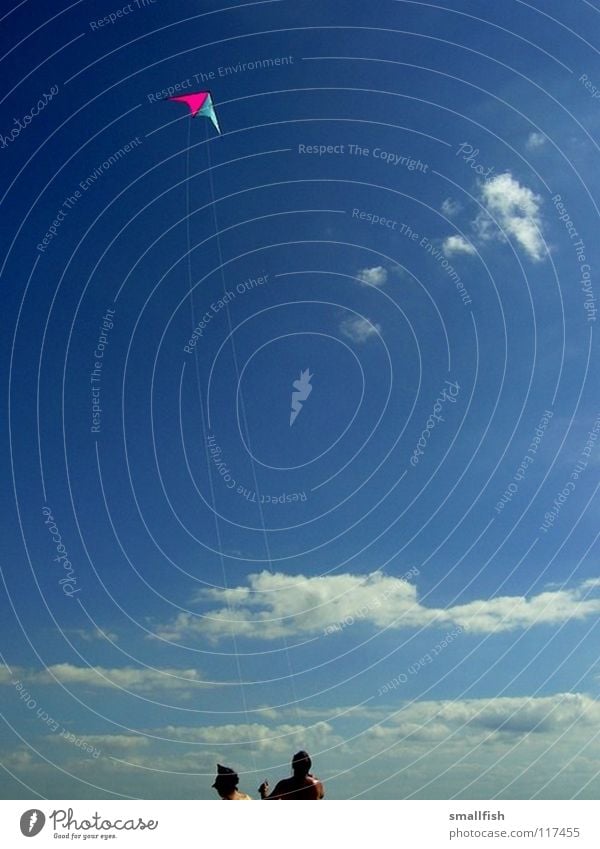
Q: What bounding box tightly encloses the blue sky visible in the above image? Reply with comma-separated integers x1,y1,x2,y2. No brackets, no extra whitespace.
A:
1,0,600,800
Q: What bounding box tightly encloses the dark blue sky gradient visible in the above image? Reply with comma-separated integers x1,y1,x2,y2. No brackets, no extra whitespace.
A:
1,0,600,800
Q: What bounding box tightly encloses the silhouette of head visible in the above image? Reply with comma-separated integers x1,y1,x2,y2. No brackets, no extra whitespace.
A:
291,750,312,777
212,763,239,798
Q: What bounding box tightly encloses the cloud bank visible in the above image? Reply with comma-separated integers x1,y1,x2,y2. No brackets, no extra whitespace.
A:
153,571,600,641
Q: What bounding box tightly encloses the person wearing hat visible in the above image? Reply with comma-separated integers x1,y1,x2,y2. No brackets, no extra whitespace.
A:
258,750,324,800
212,764,252,800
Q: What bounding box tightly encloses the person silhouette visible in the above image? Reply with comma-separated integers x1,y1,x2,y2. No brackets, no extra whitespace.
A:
212,764,252,800
258,751,324,800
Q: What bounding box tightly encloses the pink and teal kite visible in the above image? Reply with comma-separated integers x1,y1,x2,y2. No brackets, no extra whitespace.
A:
167,91,221,134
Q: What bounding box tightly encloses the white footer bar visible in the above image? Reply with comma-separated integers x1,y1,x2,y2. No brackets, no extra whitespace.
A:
1,799,598,847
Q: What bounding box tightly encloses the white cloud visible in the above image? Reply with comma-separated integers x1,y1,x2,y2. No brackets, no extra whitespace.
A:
151,721,339,753
5,694,600,798
442,235,476,256
72,627,119,643
103,749,221,774
131,695,598,773
441,198,462,217
526,132,546,150
475,172,546,261
0,666,14,684
356,266,387,286
2,749,35,769
389,265,411,281
48,734,150,750
339,316,381,343
1,664,212,693
413,692,597,733
357,693,600,751
153,571,600,642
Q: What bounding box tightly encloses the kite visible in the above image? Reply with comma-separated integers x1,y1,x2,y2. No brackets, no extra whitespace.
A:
167,91,221,134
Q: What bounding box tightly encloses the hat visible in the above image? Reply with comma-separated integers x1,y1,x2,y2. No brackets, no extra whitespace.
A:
212,764,239,788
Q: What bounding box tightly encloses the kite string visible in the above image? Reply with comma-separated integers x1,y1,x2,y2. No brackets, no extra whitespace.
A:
184,118,258,773
203,125,303,727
